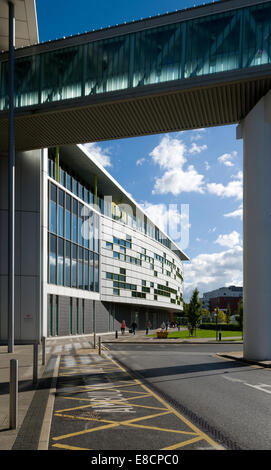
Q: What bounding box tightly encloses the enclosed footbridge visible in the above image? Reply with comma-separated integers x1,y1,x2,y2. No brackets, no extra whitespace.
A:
0,0,271,150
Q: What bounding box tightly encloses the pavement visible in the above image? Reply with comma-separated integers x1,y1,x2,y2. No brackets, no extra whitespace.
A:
0,328,269,450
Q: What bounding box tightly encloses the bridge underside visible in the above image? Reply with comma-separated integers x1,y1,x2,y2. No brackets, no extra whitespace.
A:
0,66,271,152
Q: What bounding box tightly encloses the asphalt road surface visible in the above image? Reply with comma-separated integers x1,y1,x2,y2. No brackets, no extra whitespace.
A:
105,343,271,450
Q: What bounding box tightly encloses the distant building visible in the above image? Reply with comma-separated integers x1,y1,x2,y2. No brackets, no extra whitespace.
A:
200,286,243,314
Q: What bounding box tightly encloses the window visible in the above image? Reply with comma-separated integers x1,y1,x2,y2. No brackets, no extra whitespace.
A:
78,247,83,289
65,194,71,240
72,199,78,243
120,268,126,275
84,249,89,290
65,241,71,287
106,272,113,280
58,189,64,237
49,183,57,234
49,234,57,284
94,253,99,292
89,251,94,291
57,238,64,286
154,271,158,277
142,280,146,287
113,288,119,296
72,244,77,288
106,241,113,250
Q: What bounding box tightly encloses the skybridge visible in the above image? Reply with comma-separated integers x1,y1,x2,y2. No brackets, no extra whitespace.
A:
0,0,271,151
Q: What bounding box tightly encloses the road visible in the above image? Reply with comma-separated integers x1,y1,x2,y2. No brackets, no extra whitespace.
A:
105,343,271,450
47,340,221,451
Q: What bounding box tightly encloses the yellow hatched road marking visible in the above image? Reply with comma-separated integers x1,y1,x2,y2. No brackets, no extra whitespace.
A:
162,436,204,450
52,422,118,441
56,398,168,412
107,356,223,450
58,392,151,402
50,352,222,450
52,443,91,450
124,422,199,436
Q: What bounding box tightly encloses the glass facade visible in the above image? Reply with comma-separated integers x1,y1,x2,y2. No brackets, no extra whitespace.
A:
48,152,175,251
1,2,271,110
48,180,99,292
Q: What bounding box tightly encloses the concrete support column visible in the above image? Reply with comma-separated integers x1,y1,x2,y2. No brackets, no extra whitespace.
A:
237,90,271,361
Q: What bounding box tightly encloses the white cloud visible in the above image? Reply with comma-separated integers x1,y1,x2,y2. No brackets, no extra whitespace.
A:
183,245,243,302
215,230,241,248
188,142,208,154
136,158,146,166
204,161,211,171
224,204,243,220
217,151,237,167
83,143,112,168
150,135,205,195
207,171,243,200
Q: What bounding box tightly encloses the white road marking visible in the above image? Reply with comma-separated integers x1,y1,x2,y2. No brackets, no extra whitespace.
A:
223,375,271,395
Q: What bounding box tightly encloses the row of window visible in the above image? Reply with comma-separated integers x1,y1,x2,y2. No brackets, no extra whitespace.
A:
48,234,99,291
48,155,106,215
49,182,100,252
48,154,178,254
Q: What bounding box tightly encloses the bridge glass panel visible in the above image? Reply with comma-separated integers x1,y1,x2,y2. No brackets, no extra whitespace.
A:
41,45,83,103
242,2,271,68
85,35,129,95
185,10,241,77
133,23,182,86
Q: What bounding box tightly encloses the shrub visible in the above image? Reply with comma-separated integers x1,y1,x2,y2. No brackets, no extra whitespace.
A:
199,323,242,331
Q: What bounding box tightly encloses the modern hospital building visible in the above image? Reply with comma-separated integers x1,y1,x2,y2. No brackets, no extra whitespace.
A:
0,139,188,342
0,1,189,345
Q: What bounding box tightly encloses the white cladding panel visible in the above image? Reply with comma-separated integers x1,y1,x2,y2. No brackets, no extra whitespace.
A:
100,215,183,310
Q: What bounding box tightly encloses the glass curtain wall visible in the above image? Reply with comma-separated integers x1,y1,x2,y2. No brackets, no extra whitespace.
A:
48,181,100,292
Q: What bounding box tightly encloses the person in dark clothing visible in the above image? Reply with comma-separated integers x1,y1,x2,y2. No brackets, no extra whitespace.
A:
131,320,137,335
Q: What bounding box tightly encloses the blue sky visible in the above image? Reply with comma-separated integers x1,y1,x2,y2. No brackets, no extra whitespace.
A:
36,0,243,301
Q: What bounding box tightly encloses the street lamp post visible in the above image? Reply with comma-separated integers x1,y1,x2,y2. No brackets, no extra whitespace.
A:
214,309,218,341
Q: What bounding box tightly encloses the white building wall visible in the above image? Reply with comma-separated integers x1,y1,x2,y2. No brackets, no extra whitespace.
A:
100,215,184,310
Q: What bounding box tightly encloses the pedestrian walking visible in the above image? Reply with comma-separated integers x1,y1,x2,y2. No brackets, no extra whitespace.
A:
121,320,126,335
131,320,137,335
146,320,152,335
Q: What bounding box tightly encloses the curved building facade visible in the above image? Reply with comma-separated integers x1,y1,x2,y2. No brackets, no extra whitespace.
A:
44,144,188,337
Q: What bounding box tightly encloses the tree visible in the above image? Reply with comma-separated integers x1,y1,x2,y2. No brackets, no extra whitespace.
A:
225,305,231,325
217,310,226,323
201,308,211,322
185,288,202,336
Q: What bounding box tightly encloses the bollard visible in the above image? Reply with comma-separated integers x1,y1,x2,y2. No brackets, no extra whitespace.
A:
9,359,18,429
98,336,102,355
219,331,222,341
93,332,96,349
115,330,118,339
42,336,46,365
33,343,38,386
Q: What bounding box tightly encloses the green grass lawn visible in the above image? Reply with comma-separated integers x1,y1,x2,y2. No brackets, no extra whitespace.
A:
151,329,242,339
